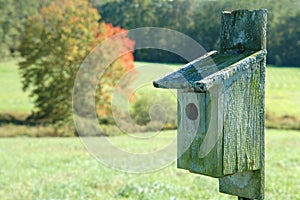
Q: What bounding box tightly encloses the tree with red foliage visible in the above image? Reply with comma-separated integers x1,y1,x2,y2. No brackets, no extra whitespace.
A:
19,0,135,123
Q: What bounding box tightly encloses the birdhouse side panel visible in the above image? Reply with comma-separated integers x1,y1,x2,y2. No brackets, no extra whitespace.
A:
222,62,262,175
189,86,224,177
177,90,201,170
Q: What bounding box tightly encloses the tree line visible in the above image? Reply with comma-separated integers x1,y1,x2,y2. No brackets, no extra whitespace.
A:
97,0,299,66
0,0,299,66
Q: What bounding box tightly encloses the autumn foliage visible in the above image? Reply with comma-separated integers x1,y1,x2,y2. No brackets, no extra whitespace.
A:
95,23,135,117
19,0,135,123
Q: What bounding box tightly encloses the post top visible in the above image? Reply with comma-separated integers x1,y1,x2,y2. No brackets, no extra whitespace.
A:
220,8,267,53
153,50,266,92
222,8,267,15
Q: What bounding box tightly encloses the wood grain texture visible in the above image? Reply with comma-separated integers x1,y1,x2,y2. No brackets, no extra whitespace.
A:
219,9,267,200
177,90,200,170
153,50,266,92
153,8,267,200
177,90,224,177
176,53,264,179
222,63,261,175
219,59,265,200
220,9,267,53
219,170,261,199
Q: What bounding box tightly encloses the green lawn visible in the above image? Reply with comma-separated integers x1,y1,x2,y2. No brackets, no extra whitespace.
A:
1,60,299,119
0,61,300,199
0,60,33,114
0,129,300,199
266,66,300,117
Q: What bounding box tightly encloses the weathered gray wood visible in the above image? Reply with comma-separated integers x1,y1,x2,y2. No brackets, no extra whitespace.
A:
153,8,267,200
189,85,224,177
177,89,224,177
220,9,267,53
157,49,265,179
222,64,261,175
195,50,266,92
218,9,267,200
177,91,200,170
219,62,265,199
259,59,266,200
153,50,266,92
219,170,261,199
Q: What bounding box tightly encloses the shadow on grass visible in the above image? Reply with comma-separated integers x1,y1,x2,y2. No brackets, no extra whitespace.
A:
266,112,300,130
0,113,44,126
1,111,299,137
0,112,75,137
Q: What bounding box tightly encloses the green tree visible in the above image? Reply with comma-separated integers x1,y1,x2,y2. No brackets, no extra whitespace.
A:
268,13,300,66
0,0,52,61
19,0,135,123
98,0,194,63
97,0,300,66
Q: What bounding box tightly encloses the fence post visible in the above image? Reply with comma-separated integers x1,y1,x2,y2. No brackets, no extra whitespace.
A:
153,9,267,200
218,9,267,200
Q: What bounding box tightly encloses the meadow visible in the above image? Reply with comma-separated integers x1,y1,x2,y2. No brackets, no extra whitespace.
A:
1,61,300,120
0,60,33,114
0,61,300,199
0,129,300,199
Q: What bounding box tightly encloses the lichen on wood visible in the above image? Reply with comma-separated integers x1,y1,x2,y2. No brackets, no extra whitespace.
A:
153,50,266,92
153,8,267,200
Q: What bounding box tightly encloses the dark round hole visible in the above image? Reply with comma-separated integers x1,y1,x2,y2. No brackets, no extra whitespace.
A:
185,103,198,120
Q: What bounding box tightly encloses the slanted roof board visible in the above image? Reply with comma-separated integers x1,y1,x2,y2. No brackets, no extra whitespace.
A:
153,50,266,91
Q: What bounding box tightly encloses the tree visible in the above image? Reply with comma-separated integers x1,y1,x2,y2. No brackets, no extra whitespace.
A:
0,0,52,61
97,0,300,66
268,13,300,66
19,0,135,123
98,0,194,63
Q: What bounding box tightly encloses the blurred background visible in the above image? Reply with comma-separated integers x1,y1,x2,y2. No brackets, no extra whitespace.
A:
0,0,299,199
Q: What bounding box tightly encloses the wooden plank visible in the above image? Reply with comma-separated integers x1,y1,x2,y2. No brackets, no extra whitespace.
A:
219,170,262,199
177,90,200,170
220,9,267,53
154,8,267,199
259,60,266,200
219,64,264,198
189,85,223,177
222,63,262,174
243,70,253,171
222,84,237,175
153,50,266,91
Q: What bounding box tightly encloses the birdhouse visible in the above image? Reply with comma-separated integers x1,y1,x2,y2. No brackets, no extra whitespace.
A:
153,9,267,199
154,48,266,177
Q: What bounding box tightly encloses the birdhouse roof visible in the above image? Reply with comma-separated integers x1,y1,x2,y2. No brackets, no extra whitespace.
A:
153,49,266,92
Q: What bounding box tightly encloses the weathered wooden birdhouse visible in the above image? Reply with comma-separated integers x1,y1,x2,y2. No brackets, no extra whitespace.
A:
153,9,267,200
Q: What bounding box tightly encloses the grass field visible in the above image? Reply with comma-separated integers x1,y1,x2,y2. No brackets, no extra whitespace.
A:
266,66,300,117
0,61,300,199
1,60,299,118
0,129,300,199
0,60,33,114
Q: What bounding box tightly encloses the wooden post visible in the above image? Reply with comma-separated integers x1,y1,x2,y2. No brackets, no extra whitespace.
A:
218,9,267,200
153,9,267,200
220,9,267,53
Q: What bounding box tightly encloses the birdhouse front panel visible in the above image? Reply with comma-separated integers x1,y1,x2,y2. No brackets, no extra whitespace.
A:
177,89,223,178
222,61,262,175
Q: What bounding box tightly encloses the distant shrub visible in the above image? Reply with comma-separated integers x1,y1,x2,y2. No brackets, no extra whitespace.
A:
0,124,57,137
129,89,177,130
266,112,300,130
